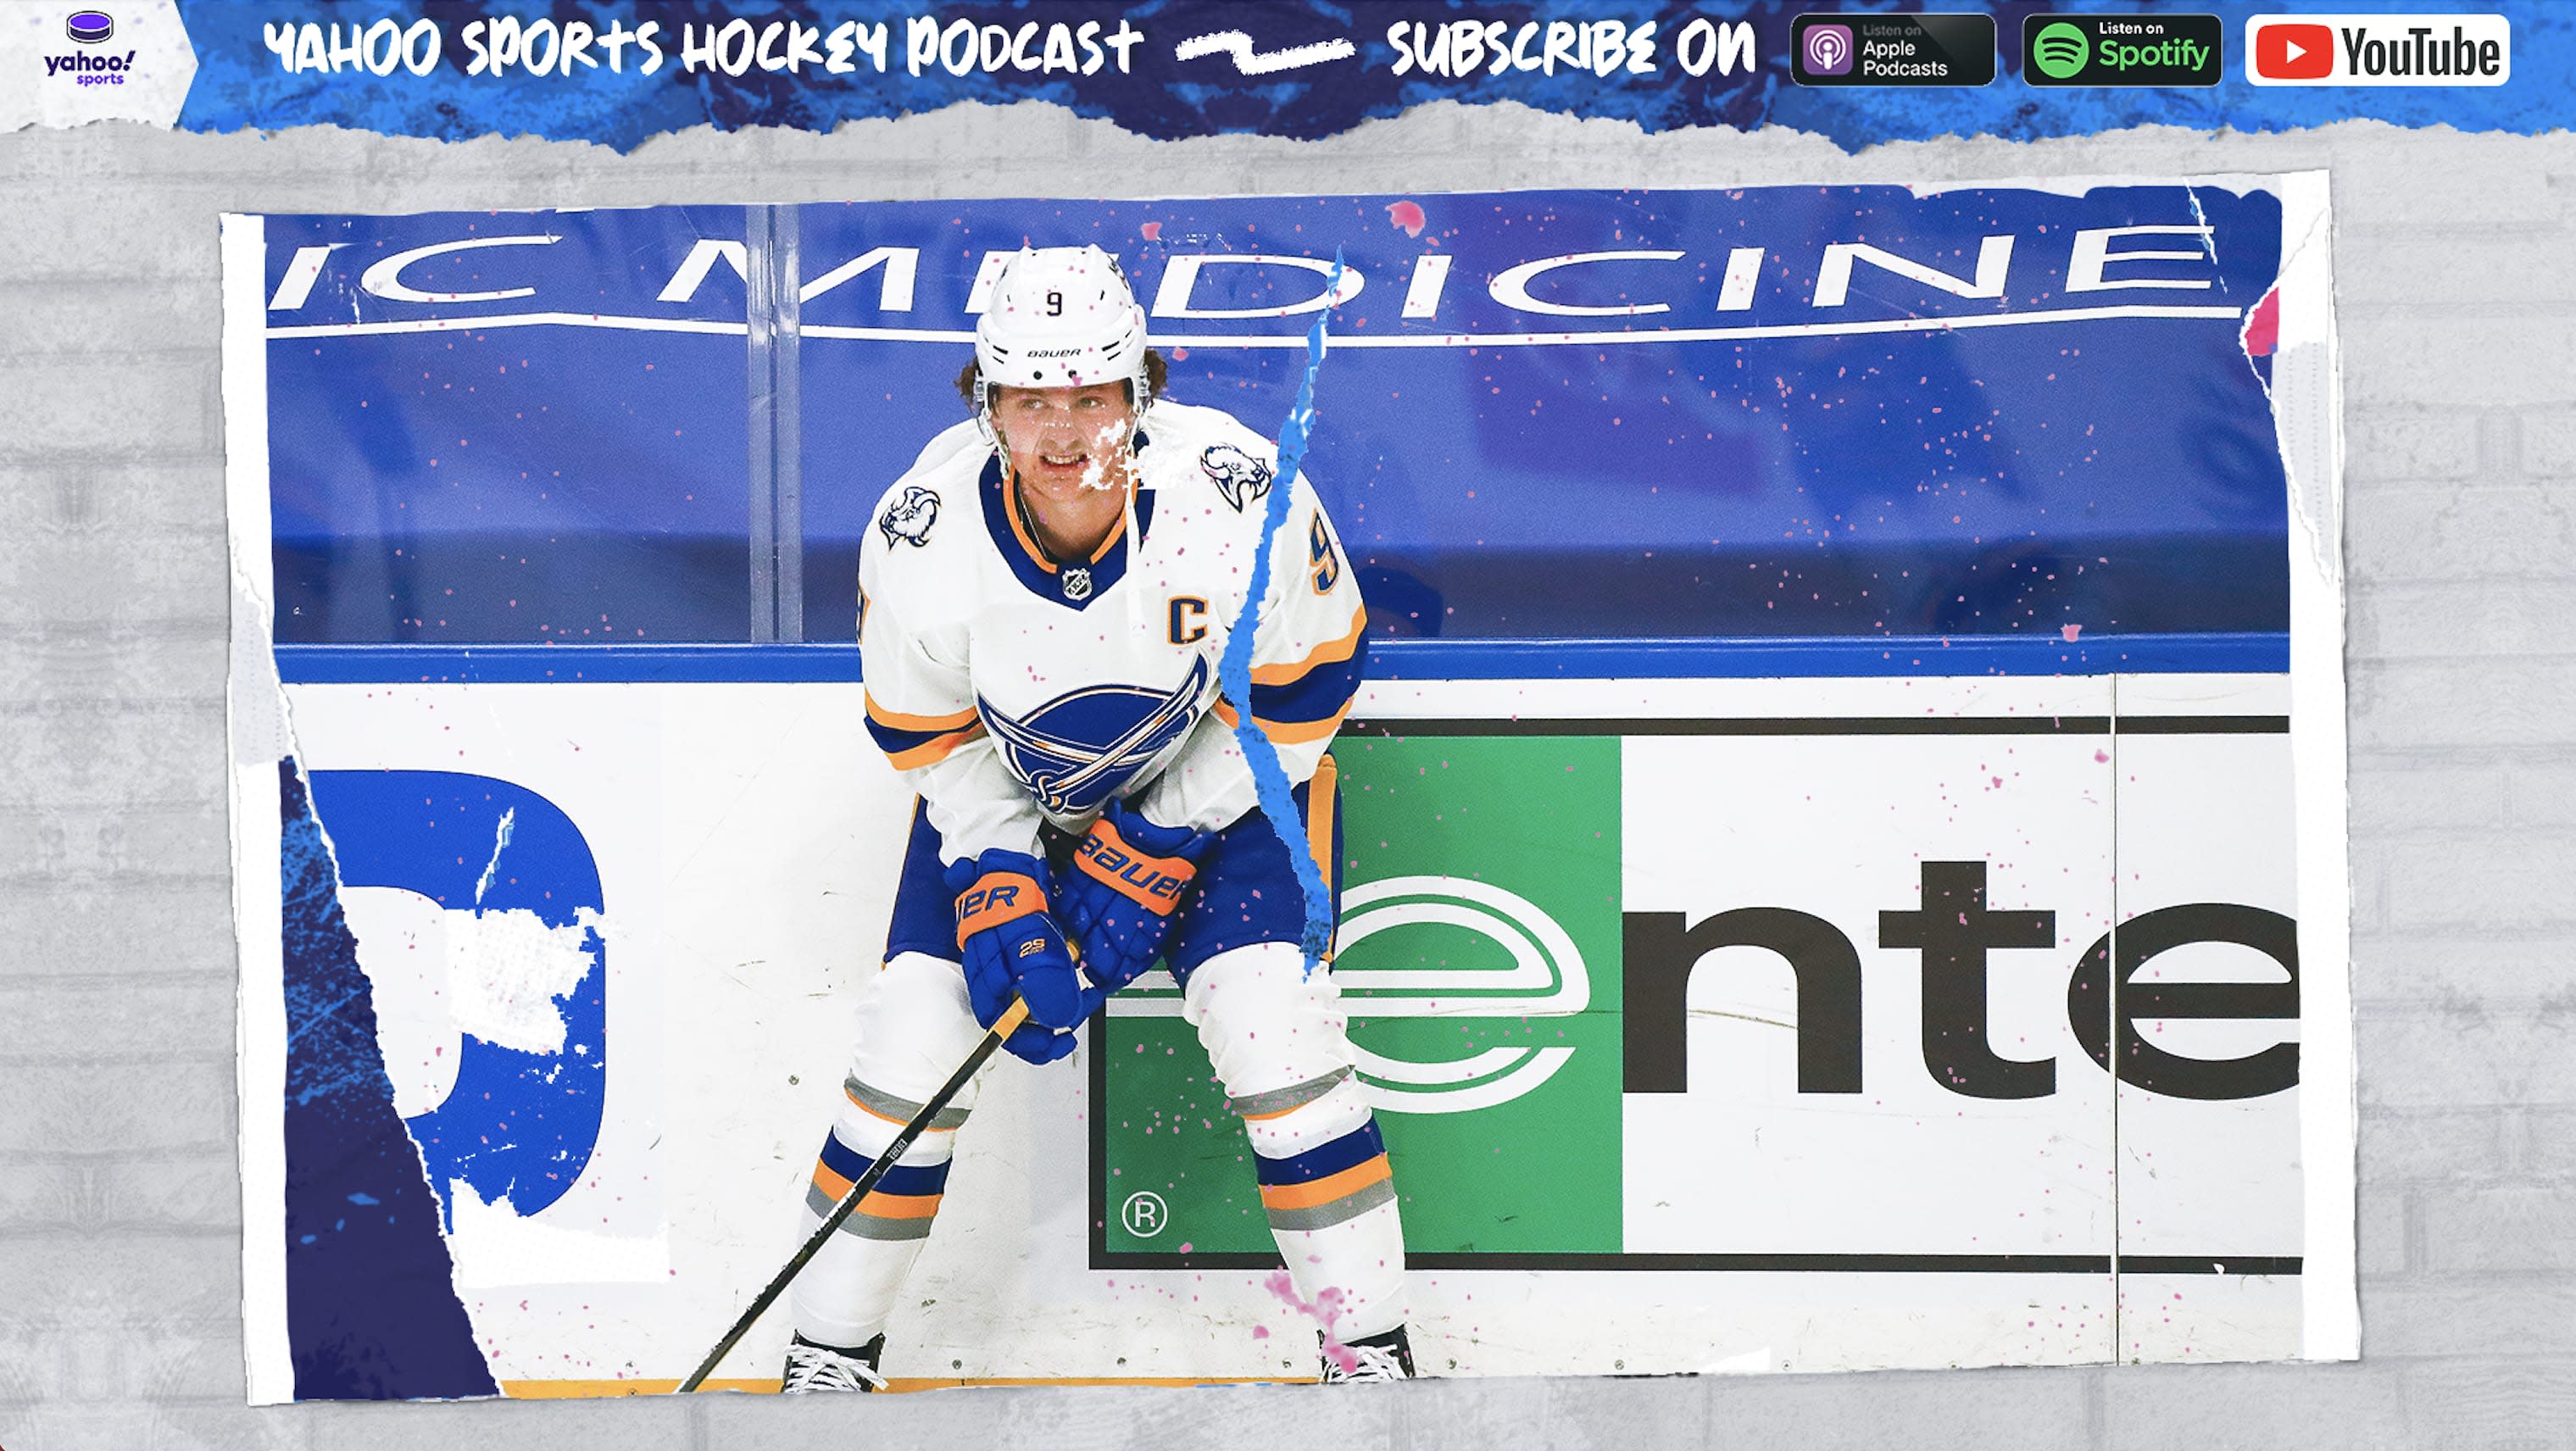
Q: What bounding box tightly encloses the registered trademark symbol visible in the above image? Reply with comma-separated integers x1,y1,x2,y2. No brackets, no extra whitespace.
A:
1121,1191,1168,1237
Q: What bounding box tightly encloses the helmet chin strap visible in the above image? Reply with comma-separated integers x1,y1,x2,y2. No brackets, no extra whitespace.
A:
1116,461,1142,635
1123,388,1156,640
1065,370,1149,491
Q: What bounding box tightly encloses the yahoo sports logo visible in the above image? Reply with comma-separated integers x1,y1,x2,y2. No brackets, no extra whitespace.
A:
51,6,131,86
1803,22,1854,75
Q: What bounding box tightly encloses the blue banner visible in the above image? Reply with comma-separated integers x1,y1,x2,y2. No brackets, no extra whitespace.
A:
172,1,2576,151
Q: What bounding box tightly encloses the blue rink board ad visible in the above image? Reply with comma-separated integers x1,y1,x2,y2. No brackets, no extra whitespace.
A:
260,185,2289,659
226,181,2349,1400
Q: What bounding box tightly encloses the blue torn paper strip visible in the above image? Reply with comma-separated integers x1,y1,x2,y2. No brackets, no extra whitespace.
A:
172,0,2576,153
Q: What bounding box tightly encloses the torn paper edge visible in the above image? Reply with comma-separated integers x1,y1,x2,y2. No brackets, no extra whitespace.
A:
221,210,297,1407
273,170,2299,229
229,214,509,1397
2270,170,2359,1363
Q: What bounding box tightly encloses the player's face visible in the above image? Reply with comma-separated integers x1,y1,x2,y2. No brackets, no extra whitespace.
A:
992,381,1137,504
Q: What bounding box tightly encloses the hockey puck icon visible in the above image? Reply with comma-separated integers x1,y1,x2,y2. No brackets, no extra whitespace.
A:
67,10,114,43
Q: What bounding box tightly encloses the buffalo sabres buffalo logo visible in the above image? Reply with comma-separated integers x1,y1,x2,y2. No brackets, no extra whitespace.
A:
878,485,939,548
1199,443,1273,512
980,656,1209,814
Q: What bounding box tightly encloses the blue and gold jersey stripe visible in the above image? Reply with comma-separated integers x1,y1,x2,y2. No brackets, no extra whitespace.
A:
864,693,985,770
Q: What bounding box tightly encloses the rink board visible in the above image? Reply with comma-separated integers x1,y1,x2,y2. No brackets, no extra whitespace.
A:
259,672,2308,1387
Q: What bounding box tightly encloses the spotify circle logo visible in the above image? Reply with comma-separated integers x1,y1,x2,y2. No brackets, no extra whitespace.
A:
2033,22,2089,79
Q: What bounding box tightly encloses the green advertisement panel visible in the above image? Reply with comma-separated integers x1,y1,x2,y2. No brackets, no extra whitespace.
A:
1095,734,1624,1264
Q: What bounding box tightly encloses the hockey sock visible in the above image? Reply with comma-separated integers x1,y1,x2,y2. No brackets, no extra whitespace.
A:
787,1082,963,1348
1187,944,1410,1343
1257,1116,1409,1342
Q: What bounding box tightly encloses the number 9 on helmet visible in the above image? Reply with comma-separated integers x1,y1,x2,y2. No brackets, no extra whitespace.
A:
972,245,1153,448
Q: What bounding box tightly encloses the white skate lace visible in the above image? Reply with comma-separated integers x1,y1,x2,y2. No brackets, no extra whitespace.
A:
782,1340,887,1393
1320,1342,1409,1384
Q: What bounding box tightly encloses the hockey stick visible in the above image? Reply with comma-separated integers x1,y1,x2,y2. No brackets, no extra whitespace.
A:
675,997,1031,1393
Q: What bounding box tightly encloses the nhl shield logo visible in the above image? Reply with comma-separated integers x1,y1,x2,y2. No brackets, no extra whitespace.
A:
1062,568,1093,601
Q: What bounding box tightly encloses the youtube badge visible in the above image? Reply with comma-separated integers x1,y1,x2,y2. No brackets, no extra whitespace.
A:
2247,14,2512,86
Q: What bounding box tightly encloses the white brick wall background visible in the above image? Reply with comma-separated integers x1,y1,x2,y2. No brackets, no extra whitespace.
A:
0,112,2568,1449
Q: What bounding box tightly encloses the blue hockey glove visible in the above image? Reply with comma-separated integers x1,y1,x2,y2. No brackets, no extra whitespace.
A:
944,851,1099,1065
1060,800,1213,992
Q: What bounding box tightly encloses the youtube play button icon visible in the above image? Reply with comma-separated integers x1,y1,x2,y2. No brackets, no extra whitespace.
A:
2255,21,2334,80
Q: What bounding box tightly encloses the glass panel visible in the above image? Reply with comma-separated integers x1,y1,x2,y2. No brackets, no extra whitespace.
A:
797,188,2288,642
264,208,754,643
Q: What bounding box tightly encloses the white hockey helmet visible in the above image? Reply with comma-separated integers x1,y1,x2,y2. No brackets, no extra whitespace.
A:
973,245,1152,445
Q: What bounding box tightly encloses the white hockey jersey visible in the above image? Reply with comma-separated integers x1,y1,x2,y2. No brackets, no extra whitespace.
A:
858,398,1368,864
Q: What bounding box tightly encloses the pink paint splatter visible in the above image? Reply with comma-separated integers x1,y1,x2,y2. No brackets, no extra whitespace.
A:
1264,1269,1355,1373
1140,221,1163,242
1385,200,1427,238
2061,624,2082,642
2241,285,2280,359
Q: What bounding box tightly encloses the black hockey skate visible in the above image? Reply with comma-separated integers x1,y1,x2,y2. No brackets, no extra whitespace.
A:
782,1331,888,1393
1319,1326,1415,1383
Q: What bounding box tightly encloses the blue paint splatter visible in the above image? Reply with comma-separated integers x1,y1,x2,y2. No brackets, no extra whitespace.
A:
1217,253,1342,971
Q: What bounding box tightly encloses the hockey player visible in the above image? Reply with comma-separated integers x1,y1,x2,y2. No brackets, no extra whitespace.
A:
780,246,1413,1392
